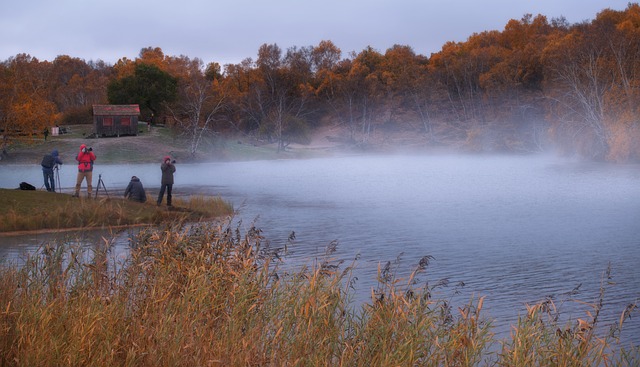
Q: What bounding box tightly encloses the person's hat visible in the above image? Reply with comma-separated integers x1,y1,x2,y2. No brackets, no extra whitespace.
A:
164,156,171,161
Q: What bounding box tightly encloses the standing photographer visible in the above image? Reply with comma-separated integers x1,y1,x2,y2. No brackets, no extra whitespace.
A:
157,155,176,206
41,149,62,192
72,144,96,198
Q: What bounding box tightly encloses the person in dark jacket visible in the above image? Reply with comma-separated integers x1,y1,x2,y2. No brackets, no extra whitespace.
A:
157,155,176,206
124,176,147,203
41,149,63,192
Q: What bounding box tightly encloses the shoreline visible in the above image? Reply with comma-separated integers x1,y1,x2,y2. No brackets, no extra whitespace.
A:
0,187,234,234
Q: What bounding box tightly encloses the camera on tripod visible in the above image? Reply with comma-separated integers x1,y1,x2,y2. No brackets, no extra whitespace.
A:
95,173,109,198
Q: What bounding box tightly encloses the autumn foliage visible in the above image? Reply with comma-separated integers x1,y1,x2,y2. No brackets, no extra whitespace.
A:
1,4,639,162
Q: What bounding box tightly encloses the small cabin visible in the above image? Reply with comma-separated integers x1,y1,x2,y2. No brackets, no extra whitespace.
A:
93,104,140,137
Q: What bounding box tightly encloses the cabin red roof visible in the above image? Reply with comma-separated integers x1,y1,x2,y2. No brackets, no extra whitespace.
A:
92,104,140,116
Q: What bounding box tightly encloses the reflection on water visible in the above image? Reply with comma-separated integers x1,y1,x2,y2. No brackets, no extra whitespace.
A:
0,228,135,268
1,154,639,345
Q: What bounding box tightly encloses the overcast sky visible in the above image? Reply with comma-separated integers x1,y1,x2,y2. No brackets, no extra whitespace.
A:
0,0,631,67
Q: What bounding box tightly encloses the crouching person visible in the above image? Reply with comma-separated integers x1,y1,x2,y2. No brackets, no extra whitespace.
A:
124,176,147,203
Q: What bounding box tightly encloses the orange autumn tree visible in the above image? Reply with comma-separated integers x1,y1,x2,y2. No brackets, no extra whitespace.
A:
255,43,315,152
477,15,557,152
111,46,167,80
429,41,481,123
166,56,228,157
379,45,431,136
223,43,316,152
311,40,346,130
221,58,265,133
600,4,640,162
542,3,640,160
0,54,58,157
336,47,385,144
49,55,111,124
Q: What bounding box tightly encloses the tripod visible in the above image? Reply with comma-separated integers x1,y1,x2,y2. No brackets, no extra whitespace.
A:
53,164,61,193
95,173,109,198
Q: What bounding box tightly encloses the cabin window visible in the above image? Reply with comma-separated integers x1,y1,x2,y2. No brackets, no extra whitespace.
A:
103,117,113,126
121,117,131,126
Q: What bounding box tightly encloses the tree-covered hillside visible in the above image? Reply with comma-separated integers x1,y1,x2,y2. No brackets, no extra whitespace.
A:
1,3,639,162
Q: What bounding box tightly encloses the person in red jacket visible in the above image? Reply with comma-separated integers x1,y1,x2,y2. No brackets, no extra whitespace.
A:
72,143,97,198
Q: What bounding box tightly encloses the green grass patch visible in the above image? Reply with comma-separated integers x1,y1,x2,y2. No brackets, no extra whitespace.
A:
0,189,234,233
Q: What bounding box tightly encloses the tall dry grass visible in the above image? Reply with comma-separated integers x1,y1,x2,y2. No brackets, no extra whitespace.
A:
497,264,640,367
0,222,637,366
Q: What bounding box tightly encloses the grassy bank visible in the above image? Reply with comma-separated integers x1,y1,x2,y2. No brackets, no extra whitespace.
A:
1,124,200,165
0,188,234,233
0,222,637,366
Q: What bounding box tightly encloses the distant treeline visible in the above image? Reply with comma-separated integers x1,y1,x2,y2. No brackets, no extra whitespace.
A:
1,3,639,161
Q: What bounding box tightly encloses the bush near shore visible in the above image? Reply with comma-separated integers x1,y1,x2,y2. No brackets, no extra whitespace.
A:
0,222,637,366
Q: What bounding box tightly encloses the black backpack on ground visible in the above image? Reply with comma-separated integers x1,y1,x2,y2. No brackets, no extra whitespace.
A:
19,182,36,190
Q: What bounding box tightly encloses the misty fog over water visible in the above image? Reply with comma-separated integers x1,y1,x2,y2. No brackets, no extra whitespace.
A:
1,154,639,343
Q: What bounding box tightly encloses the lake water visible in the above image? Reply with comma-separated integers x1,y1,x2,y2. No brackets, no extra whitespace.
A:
1,153,639,344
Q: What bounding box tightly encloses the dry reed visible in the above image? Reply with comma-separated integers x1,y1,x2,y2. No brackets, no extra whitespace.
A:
0,222,637,366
